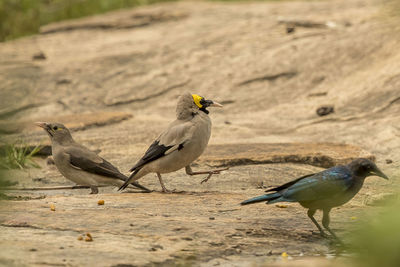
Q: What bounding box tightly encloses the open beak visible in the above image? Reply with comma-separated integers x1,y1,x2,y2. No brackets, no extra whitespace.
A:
210,101,223,108
372,167,389,180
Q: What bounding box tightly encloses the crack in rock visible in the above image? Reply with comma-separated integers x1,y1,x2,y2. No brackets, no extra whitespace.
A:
40,11,188,34
238,71,297,86
105,79,191,106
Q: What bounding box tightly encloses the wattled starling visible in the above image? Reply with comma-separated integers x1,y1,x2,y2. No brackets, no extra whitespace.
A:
36,122,150,194
119,92,228,192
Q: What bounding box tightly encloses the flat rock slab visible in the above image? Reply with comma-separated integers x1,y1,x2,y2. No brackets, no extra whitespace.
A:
0,112,132,134
200,143,374,168
0,191,361,266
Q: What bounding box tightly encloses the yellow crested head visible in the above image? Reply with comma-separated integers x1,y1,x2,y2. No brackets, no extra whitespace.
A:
192,94,203,108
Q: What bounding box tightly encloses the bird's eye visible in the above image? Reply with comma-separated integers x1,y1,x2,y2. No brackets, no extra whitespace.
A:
53,126,58,130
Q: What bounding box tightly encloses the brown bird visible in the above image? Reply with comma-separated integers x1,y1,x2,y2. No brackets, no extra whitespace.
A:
36,122,150,194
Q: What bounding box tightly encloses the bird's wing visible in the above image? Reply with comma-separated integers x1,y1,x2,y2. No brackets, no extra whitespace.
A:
265,173,315,192
280,166,353,202
64,145,125,180
130,120,194,172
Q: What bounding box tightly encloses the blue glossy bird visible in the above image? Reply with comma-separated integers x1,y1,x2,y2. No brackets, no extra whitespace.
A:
241,158,388,240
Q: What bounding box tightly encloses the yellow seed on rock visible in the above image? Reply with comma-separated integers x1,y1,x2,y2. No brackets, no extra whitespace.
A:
85,233,93,242
77,236,83,241
281,252,288,258
97,200,105,205
351,216,357,220
50,204,56,211
276,204,287,208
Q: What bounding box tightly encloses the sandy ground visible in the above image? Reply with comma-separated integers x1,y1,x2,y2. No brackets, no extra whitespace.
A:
0,0,400,266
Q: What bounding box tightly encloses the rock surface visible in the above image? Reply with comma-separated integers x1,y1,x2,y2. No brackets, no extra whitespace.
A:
201,143,374,168
0,0,400,266
0,112,132,134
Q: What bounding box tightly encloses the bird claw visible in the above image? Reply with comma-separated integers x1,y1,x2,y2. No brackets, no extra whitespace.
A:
200,173,213,184
200,167,229,184
312,230,329,239
161,188,176,194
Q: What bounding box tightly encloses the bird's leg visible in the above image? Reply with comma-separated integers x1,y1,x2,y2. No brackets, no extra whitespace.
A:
185,165,229,184
307,209,328,238
322,209,343,243
157,173,171,193
90,186,99,194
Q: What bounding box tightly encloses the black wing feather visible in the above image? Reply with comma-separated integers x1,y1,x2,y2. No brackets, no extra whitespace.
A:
69,155,126,180
129,140,175,172
265,173,316,192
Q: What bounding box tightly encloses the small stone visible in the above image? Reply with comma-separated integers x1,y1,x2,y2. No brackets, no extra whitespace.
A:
209,217,215,220
59,246,64,249
97,200,105,205
77,236,83,241
129,223,134,227
386,159,393,164
56,78,72,85
32,52,46,60
316,105,334,116
29,248,37,252
149,244,163,251
286,26,295,34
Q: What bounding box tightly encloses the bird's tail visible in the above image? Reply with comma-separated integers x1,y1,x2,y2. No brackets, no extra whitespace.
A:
118,169,140,191
240,192,281,205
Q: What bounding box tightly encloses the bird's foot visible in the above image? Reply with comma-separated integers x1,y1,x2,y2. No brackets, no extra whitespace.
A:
90,186,99,194
313,231,344,245
312,230,329,239
161,188,176,194
329,235,344,246
200,167,229,184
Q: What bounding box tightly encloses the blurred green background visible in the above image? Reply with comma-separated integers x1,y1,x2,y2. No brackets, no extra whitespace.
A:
0,0,176,42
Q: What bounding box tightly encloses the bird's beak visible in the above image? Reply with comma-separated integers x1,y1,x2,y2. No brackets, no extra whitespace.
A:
210,101,223,108
371,167,389,180
35,122,53,137
35,122,48,129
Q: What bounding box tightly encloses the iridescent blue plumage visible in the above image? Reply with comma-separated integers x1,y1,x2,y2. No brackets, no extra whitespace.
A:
241,158,388,241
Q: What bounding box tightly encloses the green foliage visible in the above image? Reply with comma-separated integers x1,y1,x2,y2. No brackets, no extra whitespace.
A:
0,141,41,169
0,0,174,42
350,194,400,267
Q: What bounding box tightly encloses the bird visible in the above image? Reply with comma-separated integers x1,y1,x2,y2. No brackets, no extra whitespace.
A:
119,92,228,193
241,158,388,241
36,122,151,194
